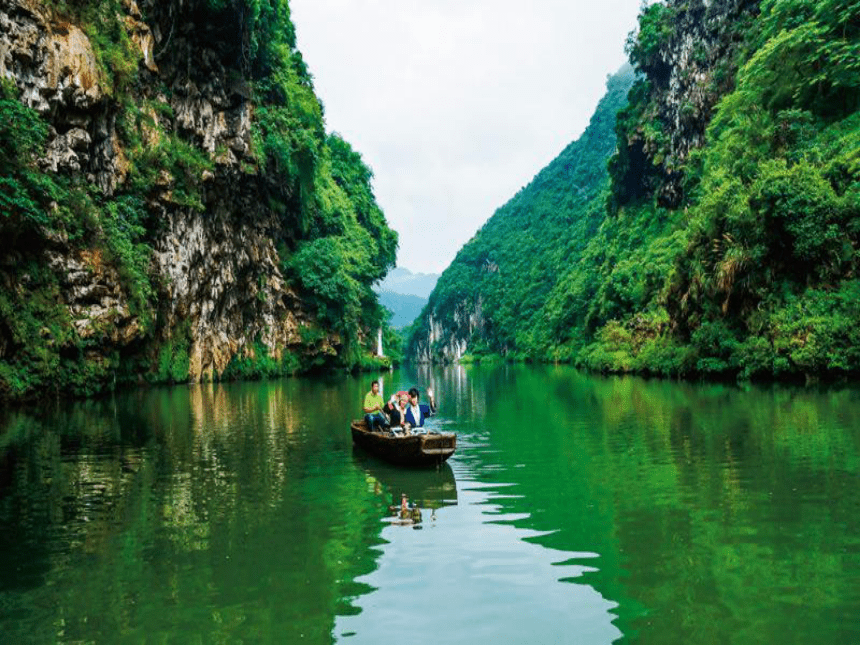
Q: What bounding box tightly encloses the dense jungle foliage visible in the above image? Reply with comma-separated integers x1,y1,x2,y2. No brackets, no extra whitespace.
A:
0,0,397,400
413,0,860,381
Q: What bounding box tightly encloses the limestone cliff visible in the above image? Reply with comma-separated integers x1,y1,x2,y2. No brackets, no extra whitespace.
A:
611,0,759,207
0,0,395,399
412,298,484,364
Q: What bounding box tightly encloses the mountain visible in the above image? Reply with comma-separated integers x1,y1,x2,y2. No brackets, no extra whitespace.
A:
377,292,428,329
412,0,860,380
408,64,636,361
374,267,439,299
0,0,398,401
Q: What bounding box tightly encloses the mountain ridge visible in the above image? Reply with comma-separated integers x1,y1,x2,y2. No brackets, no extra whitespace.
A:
411,0,860,381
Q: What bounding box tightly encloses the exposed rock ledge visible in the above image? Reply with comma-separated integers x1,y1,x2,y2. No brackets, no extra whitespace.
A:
0,0,337,387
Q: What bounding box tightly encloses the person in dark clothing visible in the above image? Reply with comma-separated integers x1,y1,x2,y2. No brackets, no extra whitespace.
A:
403,387,436,429
386,392,410,429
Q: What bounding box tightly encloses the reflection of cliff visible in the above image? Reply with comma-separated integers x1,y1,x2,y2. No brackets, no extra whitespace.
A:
0,381,388,643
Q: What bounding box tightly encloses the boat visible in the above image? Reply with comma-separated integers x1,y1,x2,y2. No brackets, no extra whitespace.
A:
350,419,456,467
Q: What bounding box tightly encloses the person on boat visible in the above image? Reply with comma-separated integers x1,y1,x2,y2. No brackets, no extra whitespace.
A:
382,394,397,420
383,393,398,422
403,387,436,429
388,392,410,429
363,380,386,430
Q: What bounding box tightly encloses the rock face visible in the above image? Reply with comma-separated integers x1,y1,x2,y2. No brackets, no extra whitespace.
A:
413,299,484,363
617,0,760,207
0,0,336,391
0,3,103,112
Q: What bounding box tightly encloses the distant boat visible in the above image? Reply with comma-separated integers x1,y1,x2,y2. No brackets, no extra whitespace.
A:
350,420,456,467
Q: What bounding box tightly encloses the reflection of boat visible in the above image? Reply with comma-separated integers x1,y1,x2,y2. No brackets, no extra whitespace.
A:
354,451,458,510
350,420,456,467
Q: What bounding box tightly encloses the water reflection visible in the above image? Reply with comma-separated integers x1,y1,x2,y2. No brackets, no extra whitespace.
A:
412,364,860,644
0,379,387,644
334,474,622,644
2,367,860,644
354,454,458,511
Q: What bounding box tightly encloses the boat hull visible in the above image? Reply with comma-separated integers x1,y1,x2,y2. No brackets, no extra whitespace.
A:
350,420,456,467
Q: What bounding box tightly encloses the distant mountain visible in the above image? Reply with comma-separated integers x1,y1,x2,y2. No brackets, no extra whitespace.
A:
375,267,439,299
378,291,428,329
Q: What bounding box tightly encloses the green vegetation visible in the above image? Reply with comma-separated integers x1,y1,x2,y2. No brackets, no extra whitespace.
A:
0,77,154,399
0,0,398,401
409,67,636,361
414,0,860,381
221,339,301,381
285,134,397,356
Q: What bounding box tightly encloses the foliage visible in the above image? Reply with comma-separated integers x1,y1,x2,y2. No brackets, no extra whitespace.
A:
221,340,301,381
284,135,397,363
381,323,405,365
152,321,191,384
48,0,142,93
0,260,123,400
410,67,636,359
238,1,398,368
0,0,399,400
415,0,860,382
597,0,860,379
625,2,676,79
0,80,68,237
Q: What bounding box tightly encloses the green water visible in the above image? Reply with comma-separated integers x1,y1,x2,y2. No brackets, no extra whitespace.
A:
1,365,858,644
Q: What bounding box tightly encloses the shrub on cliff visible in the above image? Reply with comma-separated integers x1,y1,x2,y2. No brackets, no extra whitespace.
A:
0,80,66,238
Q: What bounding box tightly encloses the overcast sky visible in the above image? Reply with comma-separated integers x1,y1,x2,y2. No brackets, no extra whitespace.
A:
290,0,643,274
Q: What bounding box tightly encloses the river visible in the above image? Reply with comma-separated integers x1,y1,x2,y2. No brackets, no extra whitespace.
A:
1,365,858,643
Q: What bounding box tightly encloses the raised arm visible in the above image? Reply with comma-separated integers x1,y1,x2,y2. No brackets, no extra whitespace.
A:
426,387,437,414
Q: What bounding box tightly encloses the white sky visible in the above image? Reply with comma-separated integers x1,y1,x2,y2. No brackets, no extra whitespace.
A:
290,0,643,274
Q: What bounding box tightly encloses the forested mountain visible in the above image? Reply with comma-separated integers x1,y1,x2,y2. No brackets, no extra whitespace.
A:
0,0,398,401
377,292,427,329
412,0,860,381
408,66,636,361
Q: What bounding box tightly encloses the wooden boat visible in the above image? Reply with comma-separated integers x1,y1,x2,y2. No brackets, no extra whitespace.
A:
350,419,456,467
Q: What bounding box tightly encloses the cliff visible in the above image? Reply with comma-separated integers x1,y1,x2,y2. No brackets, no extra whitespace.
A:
609,0,759,208
412,0,860,380
0,0,397,400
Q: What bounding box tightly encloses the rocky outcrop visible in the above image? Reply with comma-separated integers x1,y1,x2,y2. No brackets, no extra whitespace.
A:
153,205,320,381
0,0,338,393
139,0,327,379
617,0,760,207
0,3,103,112
413,298,485,363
